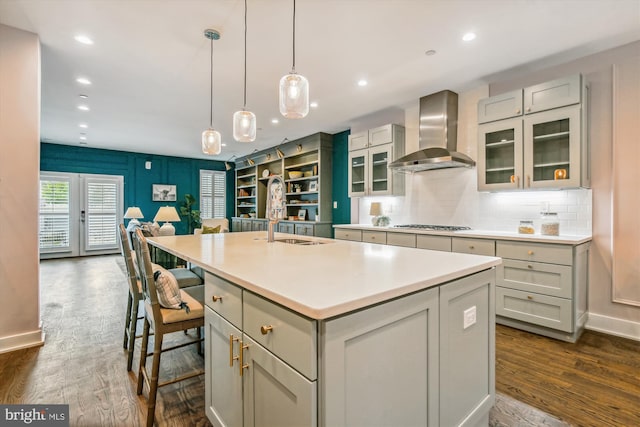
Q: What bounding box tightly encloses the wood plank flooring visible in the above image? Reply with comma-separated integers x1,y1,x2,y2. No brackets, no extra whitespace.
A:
1,254,638,426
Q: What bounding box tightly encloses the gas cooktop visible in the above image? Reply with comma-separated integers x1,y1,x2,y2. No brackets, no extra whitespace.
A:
393,224,471,232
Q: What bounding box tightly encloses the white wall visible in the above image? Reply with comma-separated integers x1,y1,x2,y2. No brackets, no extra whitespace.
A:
0,24,43,353
353,40,640,339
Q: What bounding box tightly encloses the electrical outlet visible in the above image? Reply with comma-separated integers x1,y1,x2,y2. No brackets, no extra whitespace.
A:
463,306,476,329
333,201,337,209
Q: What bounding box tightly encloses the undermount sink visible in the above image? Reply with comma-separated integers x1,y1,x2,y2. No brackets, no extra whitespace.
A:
274,238,328,245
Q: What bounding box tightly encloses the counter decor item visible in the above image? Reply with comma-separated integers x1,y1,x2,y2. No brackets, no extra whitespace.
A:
374,215,391,227
518,220,535,234
541,212,560,236
289,170,303,179
369,202,383,225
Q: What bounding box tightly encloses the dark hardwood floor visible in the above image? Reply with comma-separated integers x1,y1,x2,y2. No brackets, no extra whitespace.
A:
1,255,638,426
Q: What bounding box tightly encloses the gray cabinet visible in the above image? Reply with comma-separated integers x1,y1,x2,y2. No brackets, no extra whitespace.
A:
417,234,452,252
348,124,405,197
495,240,590,342
478,89,523,124
362,230,386,244
451,237,495,256
231,218,242,233
277,222,295,234
334,228,362,242
386,232,416,248
477,74,589,191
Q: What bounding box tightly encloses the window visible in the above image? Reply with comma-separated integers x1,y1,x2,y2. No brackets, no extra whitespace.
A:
200,170,226,219
39,177,71,250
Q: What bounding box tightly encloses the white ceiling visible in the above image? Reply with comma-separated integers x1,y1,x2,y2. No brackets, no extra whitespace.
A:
1,0,639,161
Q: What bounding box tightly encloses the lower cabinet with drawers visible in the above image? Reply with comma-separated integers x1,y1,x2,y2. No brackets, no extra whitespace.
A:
495,240,590,342
205,269,495,427
335,226,590,342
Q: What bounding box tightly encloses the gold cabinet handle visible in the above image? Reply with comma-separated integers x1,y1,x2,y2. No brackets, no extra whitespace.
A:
527,295,533,300
527,264,533,269
516,108,521,114
212,295,223,302
229,334,239,366
260,325,273,335
239,341,250,376
469,245,475,250
527,250,534,255
526,107,531,112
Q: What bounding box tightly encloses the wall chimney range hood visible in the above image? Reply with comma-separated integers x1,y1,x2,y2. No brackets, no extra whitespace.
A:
389,90,475,172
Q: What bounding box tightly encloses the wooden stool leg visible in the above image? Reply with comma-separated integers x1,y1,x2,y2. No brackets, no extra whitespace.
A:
146,333,163,427
123,292,133,349
126,296,140,371
137,319,151,395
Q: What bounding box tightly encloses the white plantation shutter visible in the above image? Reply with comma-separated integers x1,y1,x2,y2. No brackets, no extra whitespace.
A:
200,170,226,219
39,178,71,250
85,179,118,250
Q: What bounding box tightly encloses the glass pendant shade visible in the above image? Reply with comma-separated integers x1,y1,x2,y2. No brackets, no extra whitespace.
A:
233,110,257,142
202,128,221,155
279,72,309,119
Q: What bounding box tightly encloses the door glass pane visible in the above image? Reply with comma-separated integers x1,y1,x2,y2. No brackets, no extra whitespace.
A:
371,151,389,192
86,182,117,248
532,118,571,182
39,180,70,250
351,154,366,193
484,128,515,185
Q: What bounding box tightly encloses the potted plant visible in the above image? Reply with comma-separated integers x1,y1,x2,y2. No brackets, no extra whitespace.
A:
179,193,201,234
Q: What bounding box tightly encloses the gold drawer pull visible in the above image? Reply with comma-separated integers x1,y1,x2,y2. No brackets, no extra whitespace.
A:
239,341,250,376
469,245,475,249
260,325,273,335
527,264,533,269
212,295,223,302
229,334,239,366
527,250,534,255
527,295,533,300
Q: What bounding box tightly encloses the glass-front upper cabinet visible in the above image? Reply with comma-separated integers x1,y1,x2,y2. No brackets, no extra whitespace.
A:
524,105,582,189
369,145,392,195
478,118,523,191
348,149,367,197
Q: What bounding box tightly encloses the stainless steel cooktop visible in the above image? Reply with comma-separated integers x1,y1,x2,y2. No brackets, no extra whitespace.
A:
393,224,471,232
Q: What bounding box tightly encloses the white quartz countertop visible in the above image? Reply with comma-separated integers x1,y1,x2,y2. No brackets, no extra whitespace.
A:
148,231,501,320
333,224,592,245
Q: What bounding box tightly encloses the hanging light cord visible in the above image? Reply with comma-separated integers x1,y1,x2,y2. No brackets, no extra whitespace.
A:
243,0,248,108
292,0,296,73
209,36,214,128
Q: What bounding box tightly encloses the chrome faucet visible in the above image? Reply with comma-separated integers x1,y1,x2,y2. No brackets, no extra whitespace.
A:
266,175,285,242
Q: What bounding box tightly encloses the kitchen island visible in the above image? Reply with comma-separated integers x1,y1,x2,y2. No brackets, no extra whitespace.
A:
148,231,501,427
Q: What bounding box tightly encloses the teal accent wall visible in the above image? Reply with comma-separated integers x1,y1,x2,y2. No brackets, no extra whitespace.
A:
331,130,351,227
40,143,234,235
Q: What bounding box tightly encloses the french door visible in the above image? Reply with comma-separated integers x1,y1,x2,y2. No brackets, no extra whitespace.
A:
39,172,123,258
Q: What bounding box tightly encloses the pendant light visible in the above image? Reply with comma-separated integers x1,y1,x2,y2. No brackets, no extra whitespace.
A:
233,0,257,142
279,0,309,119
202,29,222,155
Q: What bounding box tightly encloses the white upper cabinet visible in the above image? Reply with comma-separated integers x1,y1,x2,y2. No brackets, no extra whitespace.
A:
348,131,368,151
523,74,582,114
478,89,523,124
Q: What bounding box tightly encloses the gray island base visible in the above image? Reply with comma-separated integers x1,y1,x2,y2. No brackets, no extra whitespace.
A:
147,231,501,427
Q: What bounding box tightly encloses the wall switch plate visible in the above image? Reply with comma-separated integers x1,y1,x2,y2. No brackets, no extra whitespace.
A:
333,201,338,209
463,306,477,329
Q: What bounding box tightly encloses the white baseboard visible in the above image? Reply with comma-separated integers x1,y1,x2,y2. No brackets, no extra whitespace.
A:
0,326,45,354
586,313,640,342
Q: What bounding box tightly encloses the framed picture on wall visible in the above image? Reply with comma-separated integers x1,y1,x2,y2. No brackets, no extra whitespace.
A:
152,184,177,201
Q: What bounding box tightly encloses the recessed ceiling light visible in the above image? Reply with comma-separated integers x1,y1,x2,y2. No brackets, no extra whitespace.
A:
425,49,437,56
462,32,476,42
357,79,368,87
310,101,318,108
79,94,88,99
77,105,90,111
74,35,94,45
271,118,279,124
79,135,87,141
79,123,88,128
76,77,92,85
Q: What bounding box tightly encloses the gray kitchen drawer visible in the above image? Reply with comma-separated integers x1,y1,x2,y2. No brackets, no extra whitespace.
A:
205,272,242,328
243,291,317,380
362,230,387,244
452,237,495,256
497,241,573,265
416,234,452,252
386,232,416,248
334,228,362,242
496,286,572,332
498,259,572,298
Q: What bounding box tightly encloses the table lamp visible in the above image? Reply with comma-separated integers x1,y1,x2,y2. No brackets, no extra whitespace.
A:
154,206,181,236
124,207,144,231
369,202,382,226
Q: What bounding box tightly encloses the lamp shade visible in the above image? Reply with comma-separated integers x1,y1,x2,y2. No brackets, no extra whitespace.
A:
154,206,180,223
279,72,309,119
369,202,382,216
202,128,222,155
233,110,257,142
124,207,144,219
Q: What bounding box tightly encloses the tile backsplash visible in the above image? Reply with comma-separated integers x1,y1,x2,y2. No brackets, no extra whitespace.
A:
357,167,592,236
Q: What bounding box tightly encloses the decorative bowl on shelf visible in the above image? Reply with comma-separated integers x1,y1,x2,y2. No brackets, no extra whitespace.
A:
303,171,313,177
289,171,303,179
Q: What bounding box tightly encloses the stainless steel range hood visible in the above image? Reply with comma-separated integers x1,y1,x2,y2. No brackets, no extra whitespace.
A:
389,90,475,172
